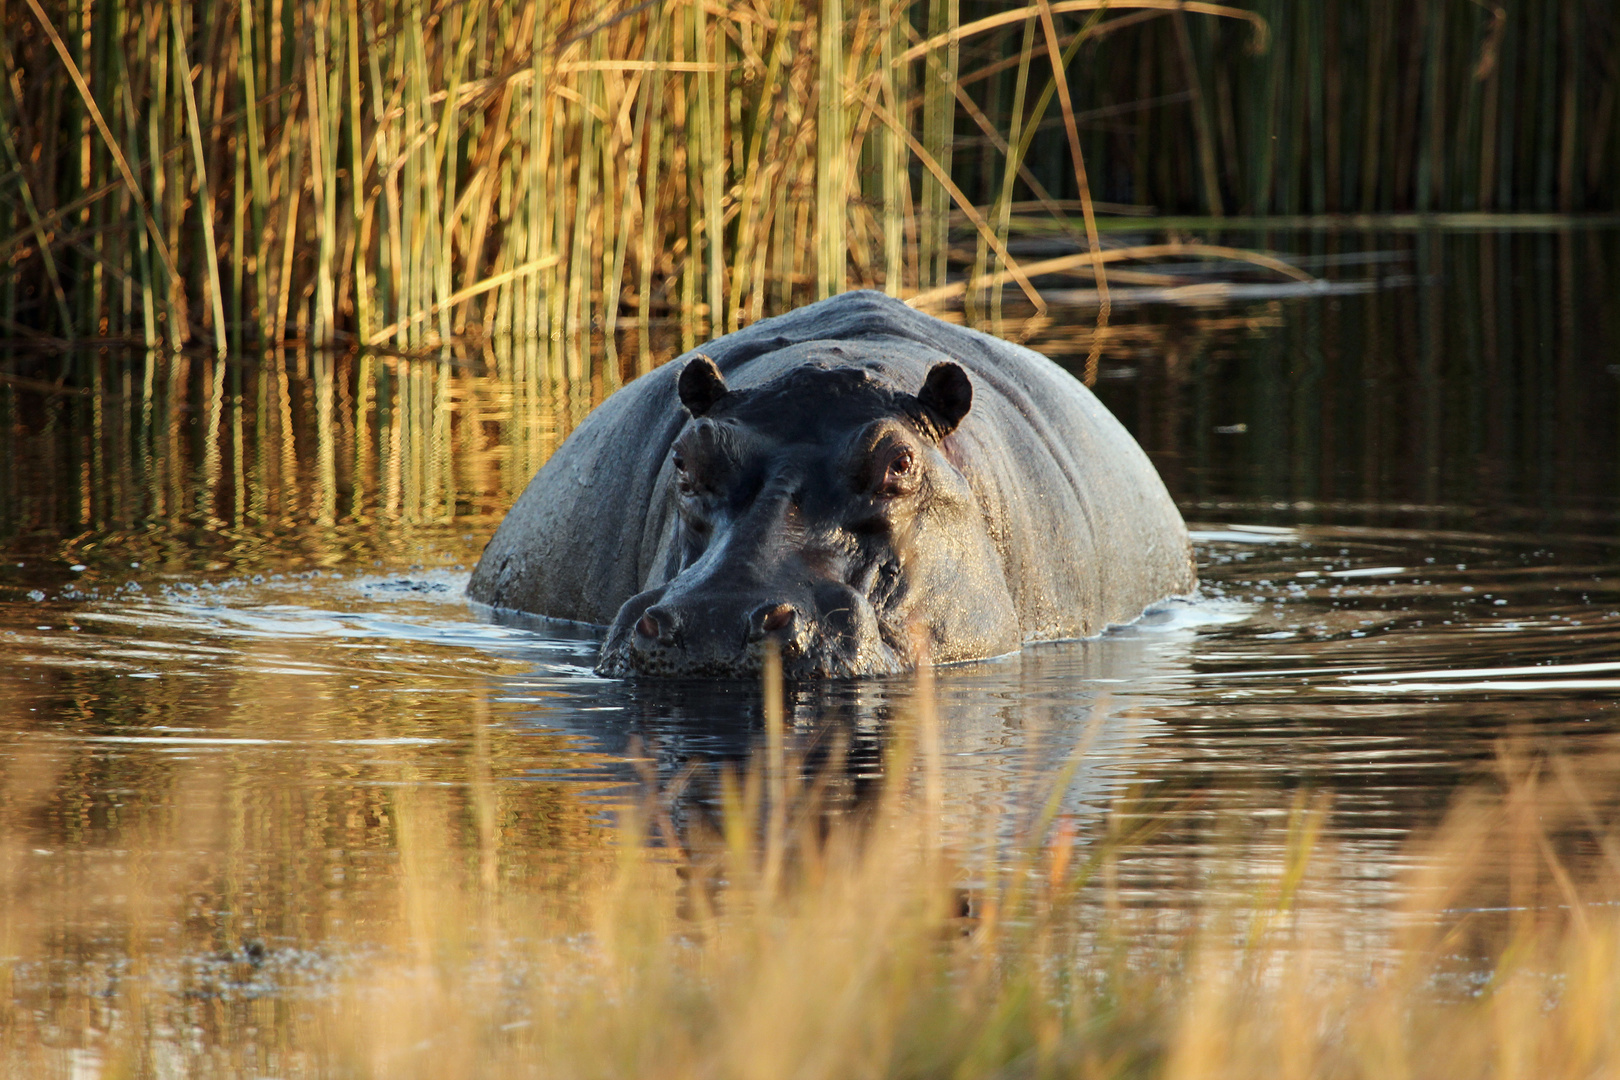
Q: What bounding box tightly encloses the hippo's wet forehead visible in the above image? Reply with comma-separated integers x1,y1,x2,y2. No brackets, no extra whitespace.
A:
704,356,928,442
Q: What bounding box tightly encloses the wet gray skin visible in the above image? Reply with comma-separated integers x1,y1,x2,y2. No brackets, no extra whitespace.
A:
467,291,1197,678
596,360,1017,677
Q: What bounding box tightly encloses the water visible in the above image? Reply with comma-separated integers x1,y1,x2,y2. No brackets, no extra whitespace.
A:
2,229,1618,999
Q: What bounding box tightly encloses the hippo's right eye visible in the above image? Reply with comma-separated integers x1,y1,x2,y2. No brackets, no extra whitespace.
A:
874,446,918,498
673,453,693,494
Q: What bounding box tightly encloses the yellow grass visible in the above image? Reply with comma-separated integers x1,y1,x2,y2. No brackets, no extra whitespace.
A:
6,2,1617,349
0,0,1279,354
3,656,1620,1079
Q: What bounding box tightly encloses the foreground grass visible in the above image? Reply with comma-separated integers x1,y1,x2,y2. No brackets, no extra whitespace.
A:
4,658,1620,1080
318,767,1620,1080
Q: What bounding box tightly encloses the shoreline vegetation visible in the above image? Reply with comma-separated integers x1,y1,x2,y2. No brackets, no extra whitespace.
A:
5,655,1620,1078
0,1,1616,356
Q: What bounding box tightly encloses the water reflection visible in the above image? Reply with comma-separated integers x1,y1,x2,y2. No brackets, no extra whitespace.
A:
0,230,1618,1009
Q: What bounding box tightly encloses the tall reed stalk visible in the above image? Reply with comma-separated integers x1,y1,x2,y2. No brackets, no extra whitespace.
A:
0,1,1615,350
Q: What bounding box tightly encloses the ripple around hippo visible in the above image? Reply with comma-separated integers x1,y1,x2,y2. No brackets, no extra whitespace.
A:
467,290,1197,678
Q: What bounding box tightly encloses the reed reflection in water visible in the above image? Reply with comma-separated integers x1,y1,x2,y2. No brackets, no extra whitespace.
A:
1,336,643,570
3,230,1618,564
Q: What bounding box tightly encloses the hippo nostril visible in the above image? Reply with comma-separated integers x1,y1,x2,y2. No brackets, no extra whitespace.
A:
636,606,678,644
758,602,797,636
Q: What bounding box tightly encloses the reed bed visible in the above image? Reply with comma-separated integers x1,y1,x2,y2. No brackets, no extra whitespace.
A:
1,1,1614,352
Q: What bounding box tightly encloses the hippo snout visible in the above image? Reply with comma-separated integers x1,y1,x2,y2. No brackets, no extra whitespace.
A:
597,583,905,679
631,600,794,648
635,605,680,646
750,602,798,640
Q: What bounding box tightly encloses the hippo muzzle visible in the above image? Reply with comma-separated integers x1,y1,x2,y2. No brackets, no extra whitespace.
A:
597,577,906,679
596,473,912,679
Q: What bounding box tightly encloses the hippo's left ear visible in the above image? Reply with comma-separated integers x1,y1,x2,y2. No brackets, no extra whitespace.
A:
917,362,972,437
678,354,729,417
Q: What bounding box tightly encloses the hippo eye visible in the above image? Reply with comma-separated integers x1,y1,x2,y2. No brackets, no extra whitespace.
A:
876,448,917,497
673,453,694,494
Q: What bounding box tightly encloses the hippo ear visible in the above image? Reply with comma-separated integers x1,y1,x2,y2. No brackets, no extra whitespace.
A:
916,362,972,437
678,355,728,417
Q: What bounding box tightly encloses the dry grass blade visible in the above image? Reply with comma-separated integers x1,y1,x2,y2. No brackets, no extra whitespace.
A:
909,241,1314,307
895,0,1269,65
0,122,74,339
21,0,180,287
1036,0,1108,383
0,1,1611,348
367,256,561,345
866,97,1046,314
172,0,228,357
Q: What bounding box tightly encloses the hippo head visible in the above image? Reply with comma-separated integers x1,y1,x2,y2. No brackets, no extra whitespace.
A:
596,355,1020,679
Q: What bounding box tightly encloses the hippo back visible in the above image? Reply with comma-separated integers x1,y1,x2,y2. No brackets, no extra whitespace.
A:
467,290,1195,639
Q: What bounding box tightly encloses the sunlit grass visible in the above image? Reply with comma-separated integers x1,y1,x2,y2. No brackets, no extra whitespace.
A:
4,1,1614,351
4,654,1620,1079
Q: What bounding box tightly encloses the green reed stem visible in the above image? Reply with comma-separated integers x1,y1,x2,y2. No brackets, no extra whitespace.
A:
0,2,1613,351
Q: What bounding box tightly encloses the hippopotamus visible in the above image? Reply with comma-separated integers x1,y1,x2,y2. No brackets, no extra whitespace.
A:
467,290,1195,678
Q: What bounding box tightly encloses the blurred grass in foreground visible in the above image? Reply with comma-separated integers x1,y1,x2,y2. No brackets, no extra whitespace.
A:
3,654,1620,1079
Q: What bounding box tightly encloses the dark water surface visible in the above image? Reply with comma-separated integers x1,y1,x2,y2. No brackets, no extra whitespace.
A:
2,230,1618,978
